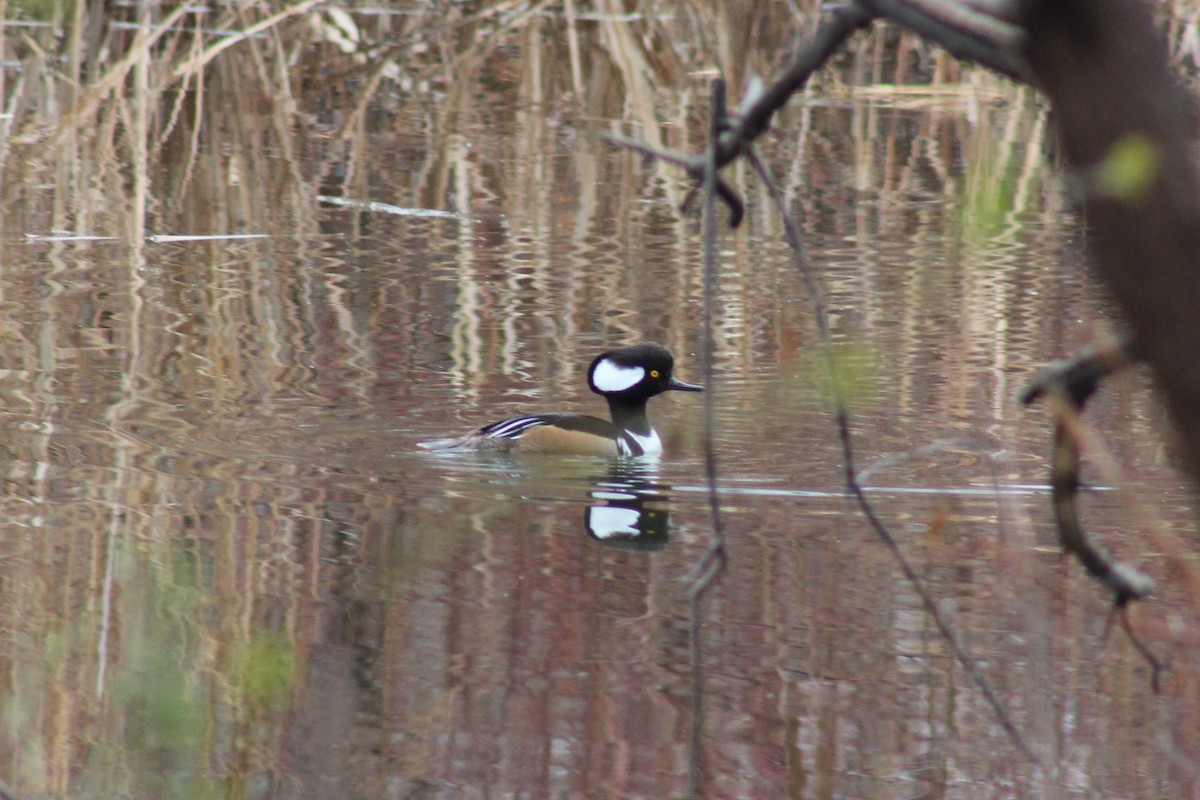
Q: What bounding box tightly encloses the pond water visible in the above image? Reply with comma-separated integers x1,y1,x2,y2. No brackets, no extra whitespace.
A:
0,6,1197,800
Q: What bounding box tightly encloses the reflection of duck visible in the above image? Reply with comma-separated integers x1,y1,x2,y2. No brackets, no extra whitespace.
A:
420,343,702,456
585,493,670,550
584,464,672,551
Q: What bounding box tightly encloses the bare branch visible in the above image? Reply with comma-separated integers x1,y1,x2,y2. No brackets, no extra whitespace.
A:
1019,334,1136,407
1021,341,1163,688
860,0,1033,84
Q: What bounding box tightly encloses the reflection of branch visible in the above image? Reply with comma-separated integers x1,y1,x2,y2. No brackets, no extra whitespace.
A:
1020,338,1164,690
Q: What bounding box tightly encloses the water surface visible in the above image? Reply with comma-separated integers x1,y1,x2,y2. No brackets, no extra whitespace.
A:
0,7,1196,800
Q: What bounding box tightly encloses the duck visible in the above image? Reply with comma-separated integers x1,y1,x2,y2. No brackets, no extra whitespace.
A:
419,342,702,456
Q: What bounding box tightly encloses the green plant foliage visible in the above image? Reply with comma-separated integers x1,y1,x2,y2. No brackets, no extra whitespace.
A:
956,146,1024,246
92,555,214,799
965,173,1020,244
117,650,205,755
1095,134,1161,202
800,340,884,409
232,632,297,713
10,0,61,23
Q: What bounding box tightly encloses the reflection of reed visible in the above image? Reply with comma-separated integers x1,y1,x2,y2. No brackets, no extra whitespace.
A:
450,133,483,397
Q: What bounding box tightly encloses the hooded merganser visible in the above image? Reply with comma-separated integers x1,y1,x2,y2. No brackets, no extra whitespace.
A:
419,342,703,457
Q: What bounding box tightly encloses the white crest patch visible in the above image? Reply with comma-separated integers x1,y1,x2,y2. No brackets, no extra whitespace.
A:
592,359,645,392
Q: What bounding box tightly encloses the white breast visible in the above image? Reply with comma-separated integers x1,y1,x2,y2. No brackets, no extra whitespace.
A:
623,428,662,457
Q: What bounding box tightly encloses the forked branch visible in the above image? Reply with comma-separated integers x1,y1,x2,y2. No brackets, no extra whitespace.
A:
1020,338,1164,690
605,0,1031,227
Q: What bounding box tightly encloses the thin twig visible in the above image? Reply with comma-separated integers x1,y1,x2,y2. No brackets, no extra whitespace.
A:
744,142,1042,768
1045,393,1157,606
600,133,692,167
685,77,730,800
603,0,1045,770
694,80,729,590
603,132,746,227
1102,604,1166,693
1044,394,1165,690
718,4,874,169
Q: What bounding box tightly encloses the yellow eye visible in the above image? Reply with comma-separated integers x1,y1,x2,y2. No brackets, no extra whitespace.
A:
650,370,660,378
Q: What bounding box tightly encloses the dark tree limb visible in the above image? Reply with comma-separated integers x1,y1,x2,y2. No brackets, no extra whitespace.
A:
1050,395,1165,692
1020,344,1163,690
1022,0,1200,492
1044,393,1156,608
1019,338,1153,606
1018,333,1137,408
723,0,1033,168
859,0,1034,83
